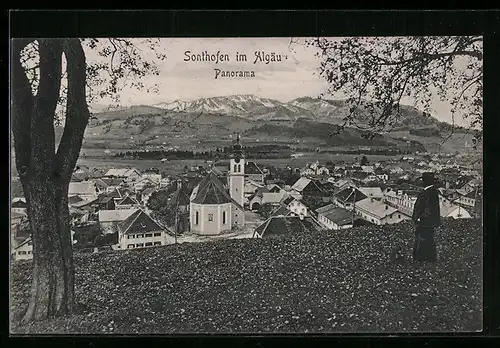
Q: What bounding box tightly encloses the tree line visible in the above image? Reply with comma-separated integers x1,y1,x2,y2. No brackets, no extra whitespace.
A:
114,144,293,160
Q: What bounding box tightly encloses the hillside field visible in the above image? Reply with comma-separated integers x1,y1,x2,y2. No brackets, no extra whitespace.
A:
10,219,482,334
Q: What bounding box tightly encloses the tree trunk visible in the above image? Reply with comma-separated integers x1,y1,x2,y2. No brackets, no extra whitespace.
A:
11,38,89,323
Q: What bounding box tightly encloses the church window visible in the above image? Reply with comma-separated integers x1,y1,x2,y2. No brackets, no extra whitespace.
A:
195,211,199,225
145,233,152,238
154,232,161,237
223,211,226,224
234,164,238,172
145,242,153,247
208,213,214,222
238,164,241,172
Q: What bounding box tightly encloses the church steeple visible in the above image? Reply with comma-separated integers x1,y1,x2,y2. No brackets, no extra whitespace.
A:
232,133,243,162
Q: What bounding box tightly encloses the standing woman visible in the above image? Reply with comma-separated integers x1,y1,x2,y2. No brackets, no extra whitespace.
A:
411,172,441,263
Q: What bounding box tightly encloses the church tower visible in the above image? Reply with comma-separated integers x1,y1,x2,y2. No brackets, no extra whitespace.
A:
229,133,245,226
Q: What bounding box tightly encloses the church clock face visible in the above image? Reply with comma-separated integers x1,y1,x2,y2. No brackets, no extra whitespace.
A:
235,157,241,163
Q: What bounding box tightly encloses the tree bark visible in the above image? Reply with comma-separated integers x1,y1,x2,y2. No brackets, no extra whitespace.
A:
11,38,90,323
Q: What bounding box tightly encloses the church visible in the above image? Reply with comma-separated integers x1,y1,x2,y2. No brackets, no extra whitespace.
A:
189,134,246,235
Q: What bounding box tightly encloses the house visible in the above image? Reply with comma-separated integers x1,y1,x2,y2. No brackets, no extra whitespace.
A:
12,231,76,261
332,179,353,192
68,181,98,200
333,187,367,211
105,168,141,183
355,198,411,225
115,195,141,210
453,188,479,208
383,190,416,217
101,178,126,193
11,237,34,261
253,215,324,238
244,180,266,198
99,208,138,235
134,175,161,192
291,177,324,197
315,204,355,230
245,161,266,184
248,187,287,211
117,209,174,250
361,165,375,173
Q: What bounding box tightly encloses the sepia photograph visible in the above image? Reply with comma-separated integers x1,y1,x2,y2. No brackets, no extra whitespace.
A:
10,35,483,334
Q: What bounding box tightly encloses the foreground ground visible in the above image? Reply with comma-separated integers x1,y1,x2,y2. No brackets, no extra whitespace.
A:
10,219,482,334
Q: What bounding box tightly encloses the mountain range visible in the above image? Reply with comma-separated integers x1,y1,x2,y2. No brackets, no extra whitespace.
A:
84,94,472,153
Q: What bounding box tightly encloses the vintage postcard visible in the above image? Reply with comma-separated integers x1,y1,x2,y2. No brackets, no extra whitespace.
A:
10,36,483,334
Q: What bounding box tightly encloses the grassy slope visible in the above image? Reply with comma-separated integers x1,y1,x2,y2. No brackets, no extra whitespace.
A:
10,219,482,334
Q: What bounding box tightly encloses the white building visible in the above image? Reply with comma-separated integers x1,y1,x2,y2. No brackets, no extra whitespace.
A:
355,198,411,225
189,134,245,235
117,209,174,250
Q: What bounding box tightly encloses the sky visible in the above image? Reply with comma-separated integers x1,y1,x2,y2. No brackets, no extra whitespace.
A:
86,37,476,127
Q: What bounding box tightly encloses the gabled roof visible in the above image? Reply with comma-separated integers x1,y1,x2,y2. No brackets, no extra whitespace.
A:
13,236,32,250
117,195,140,206
335,187,367,203
108,188,124,199
245,161,264,175
105,168,140,177
99,209,138,222
69,182,97,196
101,177,125,186
68,195,85,205
97,195,114,204
254,216,324,238
291,177,311,192
71,198,98,208
71,172,88,182
11,210,26,220
190,172,235,206
118,209,164,235
93,178,109,190
271,205,293,217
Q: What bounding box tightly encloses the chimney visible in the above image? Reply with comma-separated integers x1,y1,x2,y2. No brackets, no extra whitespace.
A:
299,213,304,220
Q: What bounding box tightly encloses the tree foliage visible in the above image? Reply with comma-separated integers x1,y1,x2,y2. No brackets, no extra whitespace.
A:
305,36,483,143
146,186,178,226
